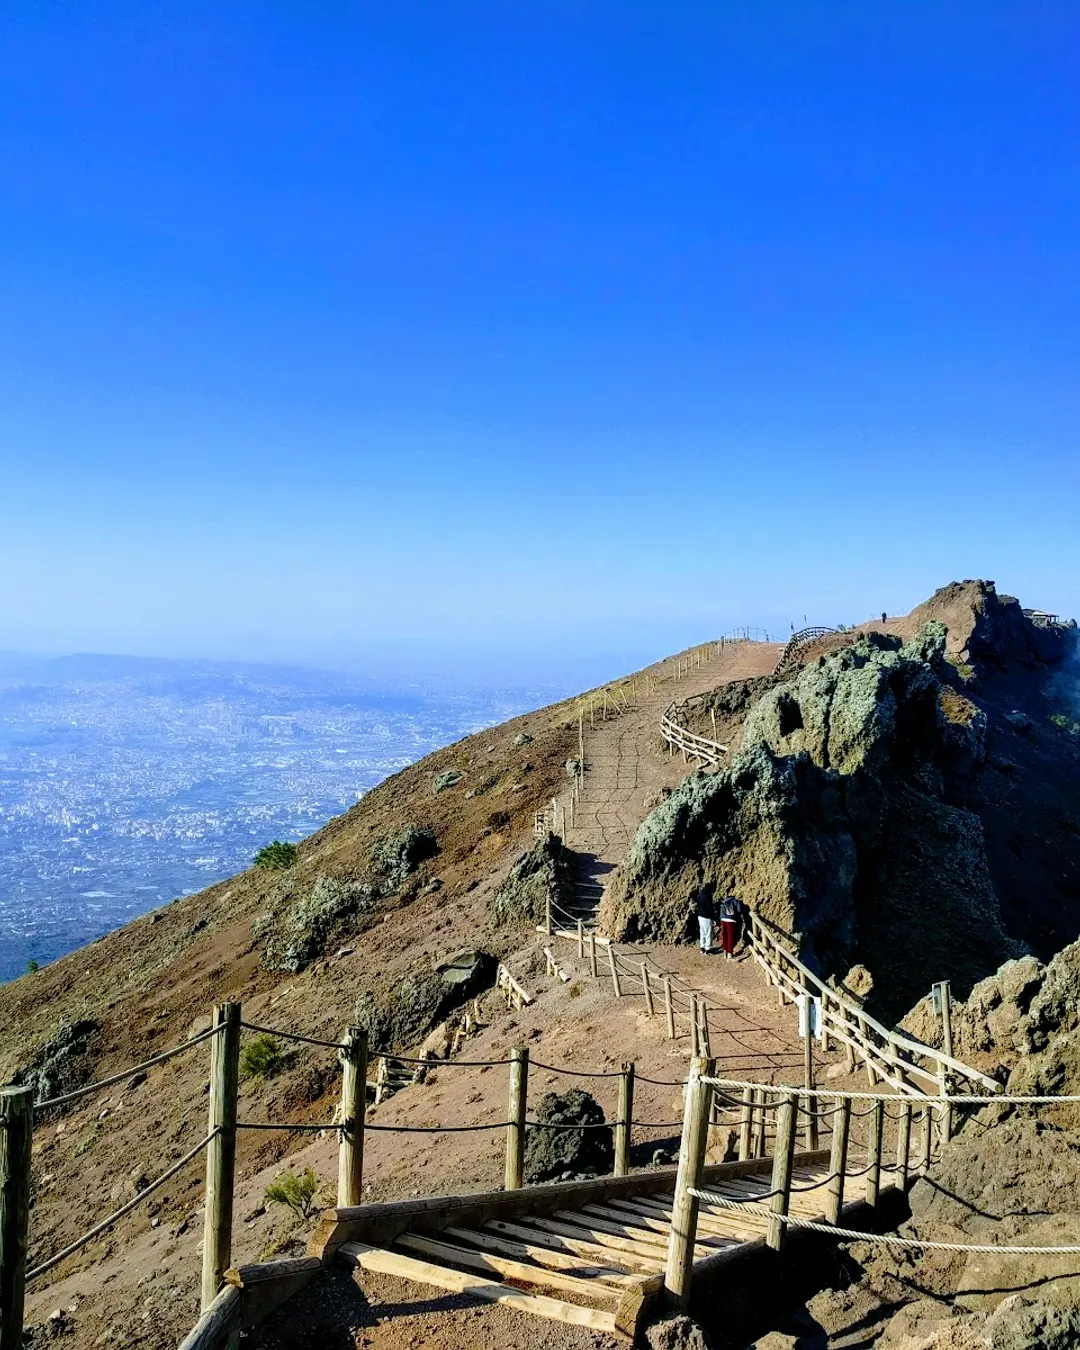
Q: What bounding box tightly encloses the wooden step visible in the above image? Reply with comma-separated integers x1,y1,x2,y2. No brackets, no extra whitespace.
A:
444,1226,638,1289
395,1232,621,1303
500,1215,666,1269
483,1219,662,1275
339,1241,618,1334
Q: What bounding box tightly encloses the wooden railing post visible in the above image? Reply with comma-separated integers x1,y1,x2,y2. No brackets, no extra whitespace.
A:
936,981,954,1143
337,1026,368,1208
589,933,598,979
504,1046,529,1191
641,964,654,1017
752,1087,767,1158
608,946,622,997
689,998,700,1057
664,977,676,1040
737,1087,754,1161
201,1002,241,1312
896,1099,912,1189
577,920,584,959
614,1064,635,1177
697,999,712,1058
865,1099,884,1208
544,891,552,936
803,991,818,1151
766,1091,797,1251
824,1096,850,1225
920,1104,933,1175
0,1087,33,1350
663,1057,713,1311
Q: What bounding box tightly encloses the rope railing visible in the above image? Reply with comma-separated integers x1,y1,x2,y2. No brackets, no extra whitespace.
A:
31,1023,222,1112
25,1129,219,1282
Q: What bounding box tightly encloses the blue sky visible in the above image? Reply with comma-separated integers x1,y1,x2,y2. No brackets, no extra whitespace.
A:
1,3,1078,680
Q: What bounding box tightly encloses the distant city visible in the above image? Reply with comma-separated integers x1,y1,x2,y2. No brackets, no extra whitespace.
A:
0,653,556,983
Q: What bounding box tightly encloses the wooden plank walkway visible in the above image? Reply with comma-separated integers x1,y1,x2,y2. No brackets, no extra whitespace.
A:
332,1165,834,1340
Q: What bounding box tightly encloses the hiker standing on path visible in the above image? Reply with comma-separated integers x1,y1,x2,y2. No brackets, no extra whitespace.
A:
695,881,715,954
718,895,740,958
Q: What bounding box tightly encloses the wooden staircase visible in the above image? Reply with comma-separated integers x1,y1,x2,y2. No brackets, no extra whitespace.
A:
313,1158,834,1340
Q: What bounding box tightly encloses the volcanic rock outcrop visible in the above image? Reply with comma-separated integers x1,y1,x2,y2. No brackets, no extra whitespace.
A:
602,621,1021,1017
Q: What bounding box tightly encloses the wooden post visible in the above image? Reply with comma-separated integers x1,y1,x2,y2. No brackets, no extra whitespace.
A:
751,1088,767,1158
504,1047,529,1191
824,1096,850,1225
544,890,552,936
921,1104,934,1175
865,1098,884,1208
607,945,622,997
201,1002,241,1311
577,919,584,959
663,977,676,1040
0,1087,33,1350
689,998,700,1057
578,712,584,777
803,995,818,1152
589,933,598,979
641,964,654,1016
614,1064,635,1177
896,1099,913,1190
936,981,954,1144
663,1057,713,1311
337,1026,368,1208
738,1087,754,1161
766,1091,797,1251
697,999,712,1058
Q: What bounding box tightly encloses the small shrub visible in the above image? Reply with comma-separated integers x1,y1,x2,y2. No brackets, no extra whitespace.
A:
265,1167,323,1222
26,959,39,974
240,1034,288,1081
254,840,298,871
568,981,583,999
73,1129,99,1157
1051,713,1070,729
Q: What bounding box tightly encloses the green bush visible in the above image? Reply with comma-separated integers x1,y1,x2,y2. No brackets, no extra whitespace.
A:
1051,713,1070,729
26,959,38,974
265,1166,322,1222
254,840,298,871
240,1034,288,1081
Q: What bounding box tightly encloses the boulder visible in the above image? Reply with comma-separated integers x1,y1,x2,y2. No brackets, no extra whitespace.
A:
491,834,574,927
523,1089,612,1183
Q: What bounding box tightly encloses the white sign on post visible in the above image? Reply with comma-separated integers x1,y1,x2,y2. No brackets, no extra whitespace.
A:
797,993,824,1042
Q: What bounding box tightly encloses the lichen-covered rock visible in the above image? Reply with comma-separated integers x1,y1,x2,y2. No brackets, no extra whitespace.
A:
15,1018,100,1110
369,824,438,888
491,833,574,927
432,769,464,793
523,1089,612,1183
354,949,495,1051
602,625,1016,1016
255,874,378,973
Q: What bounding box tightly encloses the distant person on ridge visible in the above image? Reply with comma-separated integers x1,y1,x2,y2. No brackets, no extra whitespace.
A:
695,881,715,954
718,895,740,958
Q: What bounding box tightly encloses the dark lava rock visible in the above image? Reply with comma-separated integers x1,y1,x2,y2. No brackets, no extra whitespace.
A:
523,1088,612,1184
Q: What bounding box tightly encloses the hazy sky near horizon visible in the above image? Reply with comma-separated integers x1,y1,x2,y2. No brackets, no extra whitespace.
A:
2,3,1079,677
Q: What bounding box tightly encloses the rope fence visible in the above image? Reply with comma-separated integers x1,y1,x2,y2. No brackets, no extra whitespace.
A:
31,1024,221,1112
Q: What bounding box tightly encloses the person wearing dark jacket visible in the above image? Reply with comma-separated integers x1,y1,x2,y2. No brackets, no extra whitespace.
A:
695,882,715,953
